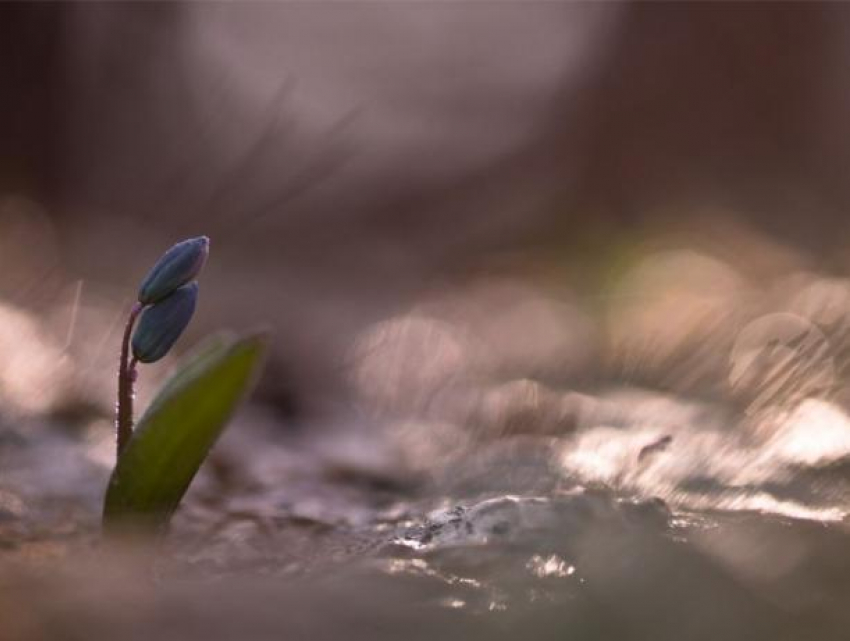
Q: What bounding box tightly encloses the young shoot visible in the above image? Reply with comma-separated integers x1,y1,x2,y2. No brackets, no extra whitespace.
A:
116,236,209,458
105,236,266,535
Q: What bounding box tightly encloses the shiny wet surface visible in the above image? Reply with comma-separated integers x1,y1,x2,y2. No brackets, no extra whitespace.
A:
5,241,850,639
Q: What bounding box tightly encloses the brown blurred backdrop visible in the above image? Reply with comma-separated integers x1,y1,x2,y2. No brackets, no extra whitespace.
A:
2,2,850,412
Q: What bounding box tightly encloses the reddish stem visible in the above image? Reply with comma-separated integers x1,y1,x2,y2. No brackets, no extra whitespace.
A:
116,302,143,459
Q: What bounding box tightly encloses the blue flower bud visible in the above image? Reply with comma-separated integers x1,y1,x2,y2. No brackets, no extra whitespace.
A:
132,282,199,363
138,236,209,305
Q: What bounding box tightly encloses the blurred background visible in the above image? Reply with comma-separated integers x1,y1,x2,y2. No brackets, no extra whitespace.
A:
5,3,850,640
4,3,850,408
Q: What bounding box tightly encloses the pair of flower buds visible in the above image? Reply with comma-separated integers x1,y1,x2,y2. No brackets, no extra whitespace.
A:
132,236,209,364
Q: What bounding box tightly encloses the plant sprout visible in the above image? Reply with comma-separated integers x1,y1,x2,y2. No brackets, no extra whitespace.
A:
104,237,266,534
116,236,209,459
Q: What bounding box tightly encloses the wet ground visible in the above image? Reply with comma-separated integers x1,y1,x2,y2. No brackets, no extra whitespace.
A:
4,404,850,641
5,231,850,639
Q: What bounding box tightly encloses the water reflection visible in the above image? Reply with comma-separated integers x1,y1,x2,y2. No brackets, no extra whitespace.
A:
525,554,575,579
560,394,850,522
347,246,850,526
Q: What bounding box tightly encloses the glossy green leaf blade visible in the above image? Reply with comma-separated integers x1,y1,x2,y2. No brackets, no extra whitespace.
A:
143,331,235,415
103,333,267,531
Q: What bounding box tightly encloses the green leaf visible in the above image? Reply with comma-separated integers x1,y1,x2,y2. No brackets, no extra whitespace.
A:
103,332,267,534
